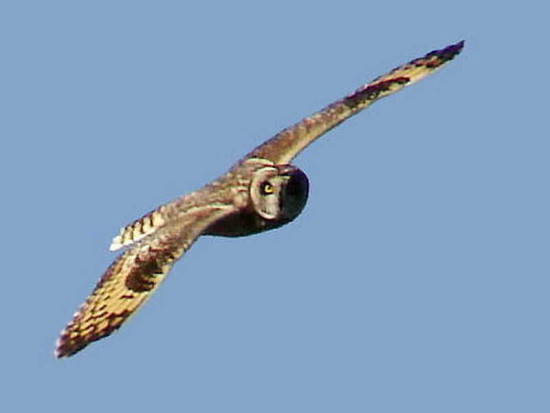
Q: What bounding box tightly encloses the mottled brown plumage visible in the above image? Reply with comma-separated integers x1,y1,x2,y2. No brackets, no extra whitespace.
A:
56,205,236,357
55,41,464,358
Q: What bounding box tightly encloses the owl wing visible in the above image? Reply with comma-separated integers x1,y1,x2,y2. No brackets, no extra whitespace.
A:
109,205,169,251
246,41,464,165
55,204,236,358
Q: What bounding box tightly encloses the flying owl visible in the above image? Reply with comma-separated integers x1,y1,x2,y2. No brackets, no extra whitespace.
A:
55,41,464,357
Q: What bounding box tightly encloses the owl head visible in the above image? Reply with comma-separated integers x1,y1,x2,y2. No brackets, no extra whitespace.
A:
250,164,309,223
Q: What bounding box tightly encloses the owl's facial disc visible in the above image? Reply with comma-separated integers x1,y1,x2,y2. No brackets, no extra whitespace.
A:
251,165,309,222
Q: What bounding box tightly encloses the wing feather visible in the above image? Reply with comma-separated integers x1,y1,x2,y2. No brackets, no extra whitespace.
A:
55,205,235,358
110,205,169,251
247,41,464,164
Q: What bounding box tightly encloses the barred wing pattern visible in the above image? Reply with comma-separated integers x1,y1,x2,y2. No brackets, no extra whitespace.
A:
55,205,235,358
110,205,170,251
248,41,463,165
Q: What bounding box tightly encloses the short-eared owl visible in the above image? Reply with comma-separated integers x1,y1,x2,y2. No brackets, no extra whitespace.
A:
56,41,464,357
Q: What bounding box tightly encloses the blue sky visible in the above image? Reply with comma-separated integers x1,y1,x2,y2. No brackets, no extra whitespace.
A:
2,1,548,412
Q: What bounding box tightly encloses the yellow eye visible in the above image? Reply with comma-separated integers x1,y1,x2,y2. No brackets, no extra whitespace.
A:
261,182,274,195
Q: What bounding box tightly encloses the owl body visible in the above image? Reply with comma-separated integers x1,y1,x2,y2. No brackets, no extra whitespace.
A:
55,41,464,358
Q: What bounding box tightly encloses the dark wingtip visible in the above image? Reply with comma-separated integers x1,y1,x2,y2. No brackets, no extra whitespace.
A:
448,40,465,55
54,329,92,358
54,336,75,359
430,40,465,61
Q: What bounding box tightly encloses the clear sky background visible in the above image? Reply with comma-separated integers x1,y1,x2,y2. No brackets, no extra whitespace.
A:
2,1,548,412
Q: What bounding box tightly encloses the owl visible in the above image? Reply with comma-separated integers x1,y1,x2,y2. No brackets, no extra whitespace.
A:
55,41,464,357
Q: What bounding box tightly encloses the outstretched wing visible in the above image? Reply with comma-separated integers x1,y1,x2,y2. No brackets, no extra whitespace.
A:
247,41,464,165
55,205,235,358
